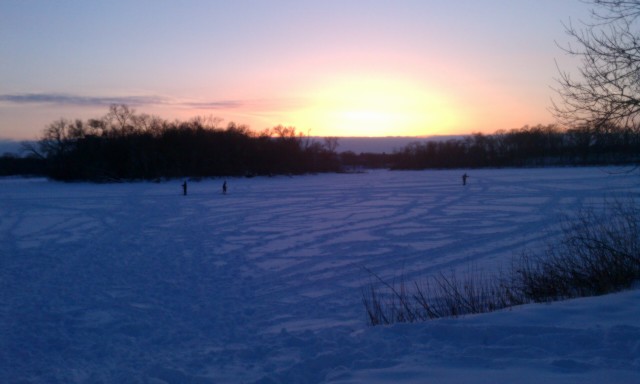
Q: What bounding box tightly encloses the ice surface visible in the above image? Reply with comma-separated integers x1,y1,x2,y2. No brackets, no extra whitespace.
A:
1,168,639,383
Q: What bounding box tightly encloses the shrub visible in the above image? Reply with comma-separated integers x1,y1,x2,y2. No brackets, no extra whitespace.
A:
362,267,524,326
363,198,640,326
515,199,640,302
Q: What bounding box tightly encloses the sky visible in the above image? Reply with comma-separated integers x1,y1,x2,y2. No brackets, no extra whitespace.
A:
0,0,594,140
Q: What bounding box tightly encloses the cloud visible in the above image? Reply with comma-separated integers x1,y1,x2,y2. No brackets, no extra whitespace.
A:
0,92,251,110
179,100,245,109
0,93,169,107
0,92,309,111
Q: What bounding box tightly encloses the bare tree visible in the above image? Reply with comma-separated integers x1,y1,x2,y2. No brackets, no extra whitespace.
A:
104,104,137,136
37,118,72,158
553,0,640,131
323,137,339,153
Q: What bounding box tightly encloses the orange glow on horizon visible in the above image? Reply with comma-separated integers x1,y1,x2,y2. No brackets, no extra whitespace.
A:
286,75,465,137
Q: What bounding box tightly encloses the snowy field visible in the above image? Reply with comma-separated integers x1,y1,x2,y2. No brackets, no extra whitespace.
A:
1,167,639,383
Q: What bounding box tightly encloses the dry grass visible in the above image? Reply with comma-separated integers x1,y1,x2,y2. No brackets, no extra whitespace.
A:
363,198,640,326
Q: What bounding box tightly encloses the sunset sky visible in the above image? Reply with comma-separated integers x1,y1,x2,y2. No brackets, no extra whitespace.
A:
0,0,593,140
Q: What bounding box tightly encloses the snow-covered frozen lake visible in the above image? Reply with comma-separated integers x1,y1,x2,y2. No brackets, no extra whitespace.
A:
1,168,639,383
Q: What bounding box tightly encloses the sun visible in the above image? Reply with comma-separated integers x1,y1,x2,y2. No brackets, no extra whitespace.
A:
289,75,461,137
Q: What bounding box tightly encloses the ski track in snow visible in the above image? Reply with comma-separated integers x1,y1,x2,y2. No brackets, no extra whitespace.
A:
1,168,639,383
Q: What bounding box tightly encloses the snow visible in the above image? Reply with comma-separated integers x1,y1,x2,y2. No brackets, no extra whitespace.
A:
1,167,639,383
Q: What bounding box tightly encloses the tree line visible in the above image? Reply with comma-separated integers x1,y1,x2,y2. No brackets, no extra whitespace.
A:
18,105,345,181
0,153,45,177
2,106,639,180
391,123,640,170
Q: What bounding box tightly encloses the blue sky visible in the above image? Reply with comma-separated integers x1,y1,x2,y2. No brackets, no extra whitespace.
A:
1,0,593,139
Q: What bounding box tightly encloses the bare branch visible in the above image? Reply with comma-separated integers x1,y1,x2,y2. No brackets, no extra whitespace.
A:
554,0,640,129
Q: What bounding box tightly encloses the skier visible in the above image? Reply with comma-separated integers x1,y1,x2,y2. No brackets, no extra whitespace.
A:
222,180,227,195
462,173,468,186
182,180,187,195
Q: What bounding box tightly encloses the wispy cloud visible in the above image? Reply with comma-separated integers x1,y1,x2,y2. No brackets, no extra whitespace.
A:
179,100,245,109
0,92,314,136
0,93,170,107
0,92,255,110
0,92,309,120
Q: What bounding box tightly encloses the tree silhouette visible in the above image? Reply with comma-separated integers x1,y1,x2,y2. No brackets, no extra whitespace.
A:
391,124,640,169
553,0,640,132
32,105,344,181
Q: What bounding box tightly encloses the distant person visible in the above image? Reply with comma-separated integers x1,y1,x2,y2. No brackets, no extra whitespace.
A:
222,180,227,195
462,173,469,186
182,181,187,195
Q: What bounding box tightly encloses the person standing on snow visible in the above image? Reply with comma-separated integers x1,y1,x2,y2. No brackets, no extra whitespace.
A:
222,180,227,195
462,173,469,186
182,180,187,195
